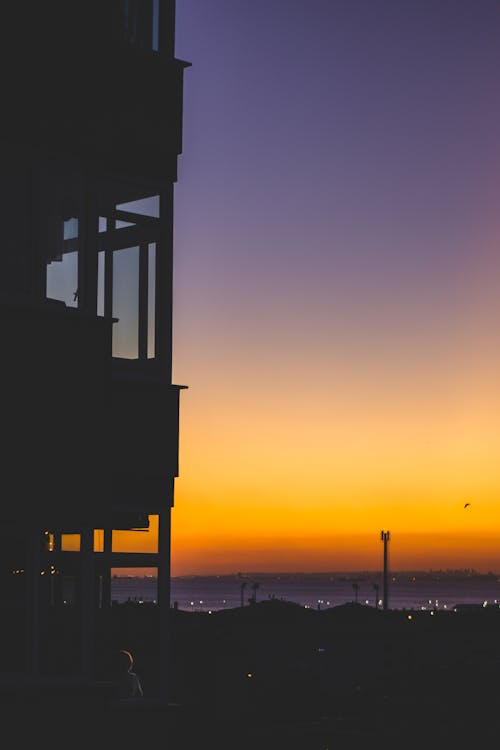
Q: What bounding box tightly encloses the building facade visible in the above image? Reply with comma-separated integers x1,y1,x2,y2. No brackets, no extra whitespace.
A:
0,0,188,699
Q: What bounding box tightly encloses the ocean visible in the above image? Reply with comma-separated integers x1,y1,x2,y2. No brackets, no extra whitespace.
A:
110,572,500,612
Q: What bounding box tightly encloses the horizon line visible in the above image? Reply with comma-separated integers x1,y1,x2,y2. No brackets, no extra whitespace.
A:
112,567,495,578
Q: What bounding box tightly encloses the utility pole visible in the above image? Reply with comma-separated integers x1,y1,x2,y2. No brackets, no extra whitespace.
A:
381,530,390,611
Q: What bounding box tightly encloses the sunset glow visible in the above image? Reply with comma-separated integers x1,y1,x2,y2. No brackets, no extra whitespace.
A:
163,1,500,575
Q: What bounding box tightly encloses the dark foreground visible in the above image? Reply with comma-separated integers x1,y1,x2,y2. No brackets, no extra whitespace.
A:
3,600,500,748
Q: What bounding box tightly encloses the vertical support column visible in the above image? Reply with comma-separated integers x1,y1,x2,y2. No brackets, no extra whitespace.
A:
158,0,176,56
80,527,95,680
80,180,99,315
157,504,172,702
32,163,49,299
102,528,113,607
26,530,41,674
381,530,390,611
157,186,174,379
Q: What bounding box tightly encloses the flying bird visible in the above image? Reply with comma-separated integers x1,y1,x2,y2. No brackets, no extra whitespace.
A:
464,503,471,509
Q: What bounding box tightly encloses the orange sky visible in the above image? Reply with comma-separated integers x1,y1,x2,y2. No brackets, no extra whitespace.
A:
168,249,500,575
163,1,500,576
168,356,500,575
166,180,500,576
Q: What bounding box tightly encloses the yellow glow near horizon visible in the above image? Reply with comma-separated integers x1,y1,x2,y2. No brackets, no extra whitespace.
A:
169,310,500,575
167,5,500,577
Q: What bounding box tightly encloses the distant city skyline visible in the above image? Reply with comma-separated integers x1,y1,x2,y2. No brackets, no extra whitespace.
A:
164,0,500,575
113,567,500,578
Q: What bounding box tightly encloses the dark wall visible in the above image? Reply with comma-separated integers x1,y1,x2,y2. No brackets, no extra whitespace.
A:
0,1,184,180
0,297,112,529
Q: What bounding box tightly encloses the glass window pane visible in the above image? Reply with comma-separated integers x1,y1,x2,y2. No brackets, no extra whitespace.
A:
94,529,104,553
63,218,78,240
147,242,156,358
112,515,158,553
110,567,158,604
43,168,81,307
97,251,105,317
61,534,80,552
152,0,159,51
46,250,78,308
112,246,139,359
116,195,159,218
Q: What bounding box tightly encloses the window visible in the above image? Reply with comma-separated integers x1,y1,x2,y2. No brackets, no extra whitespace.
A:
61,534,81,552
44,171,82,307
112,245,140,359
97,187,160,362
121,0,160,53
112,514,159,553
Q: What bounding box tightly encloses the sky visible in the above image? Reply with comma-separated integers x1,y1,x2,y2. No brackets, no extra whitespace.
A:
168,0,500,575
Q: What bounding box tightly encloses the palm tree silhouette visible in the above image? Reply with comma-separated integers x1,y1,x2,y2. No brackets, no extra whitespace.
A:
250,581,260,604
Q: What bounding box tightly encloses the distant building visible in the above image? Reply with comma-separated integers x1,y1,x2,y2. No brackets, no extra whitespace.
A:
0,0,189,699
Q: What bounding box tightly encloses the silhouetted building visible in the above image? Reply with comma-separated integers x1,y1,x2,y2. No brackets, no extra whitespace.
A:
0,0,189,699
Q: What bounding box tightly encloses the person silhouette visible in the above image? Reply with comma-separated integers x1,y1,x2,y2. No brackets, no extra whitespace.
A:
111,649,144,699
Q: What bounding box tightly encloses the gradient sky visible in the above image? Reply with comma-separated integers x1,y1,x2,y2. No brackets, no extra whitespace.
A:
168,0,500,575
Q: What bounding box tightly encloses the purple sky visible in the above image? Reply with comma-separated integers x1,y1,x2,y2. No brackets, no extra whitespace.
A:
173,0,500,346
170,1,500,574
